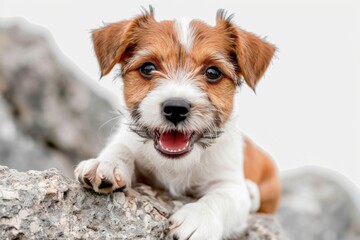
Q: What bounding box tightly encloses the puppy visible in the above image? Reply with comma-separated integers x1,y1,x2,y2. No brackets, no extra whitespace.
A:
75,7,281,240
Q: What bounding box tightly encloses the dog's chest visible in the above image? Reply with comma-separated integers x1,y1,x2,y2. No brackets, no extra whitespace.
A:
135,159,205,197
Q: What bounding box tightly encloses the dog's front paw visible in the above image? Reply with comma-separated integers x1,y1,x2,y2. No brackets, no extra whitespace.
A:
74,158,130,194
169,203,223,240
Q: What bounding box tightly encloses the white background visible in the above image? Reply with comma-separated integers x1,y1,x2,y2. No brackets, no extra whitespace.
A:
1,0,360,188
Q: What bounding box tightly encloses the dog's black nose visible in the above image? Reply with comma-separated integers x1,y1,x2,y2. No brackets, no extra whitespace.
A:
162,98,190,125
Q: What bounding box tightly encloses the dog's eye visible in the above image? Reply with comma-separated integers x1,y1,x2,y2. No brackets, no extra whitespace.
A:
139,62,156,78
205,66,222,82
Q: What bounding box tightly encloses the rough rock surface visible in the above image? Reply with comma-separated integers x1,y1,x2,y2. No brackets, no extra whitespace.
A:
0,97,69,174
0,20,115,173
277,168,360,240
0,166,287,240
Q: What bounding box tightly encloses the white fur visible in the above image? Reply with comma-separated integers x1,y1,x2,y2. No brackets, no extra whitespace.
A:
75,73,257,239
175,17,194,52
246,179,261,213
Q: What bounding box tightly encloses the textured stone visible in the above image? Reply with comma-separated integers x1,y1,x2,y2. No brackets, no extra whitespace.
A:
0,95,70,174
0,166,287,240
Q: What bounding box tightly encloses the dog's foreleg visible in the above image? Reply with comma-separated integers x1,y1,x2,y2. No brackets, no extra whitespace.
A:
169,180,251,240
75,130,135,194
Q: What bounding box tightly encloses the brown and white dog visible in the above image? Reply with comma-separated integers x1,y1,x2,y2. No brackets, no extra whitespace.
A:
75,7,281,240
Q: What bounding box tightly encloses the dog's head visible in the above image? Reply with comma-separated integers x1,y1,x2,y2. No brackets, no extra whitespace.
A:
92,7,275,160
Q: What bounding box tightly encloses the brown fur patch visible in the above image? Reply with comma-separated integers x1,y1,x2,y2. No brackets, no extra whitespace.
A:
215,10,276,90
243,137,281,213
189,20,239,124
122,71,157,110
197,76,236,125
119,20,181,109
92,20,131,77
235,29,276,90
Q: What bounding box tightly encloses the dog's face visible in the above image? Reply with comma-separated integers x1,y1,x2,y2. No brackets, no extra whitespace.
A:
93,8,275,160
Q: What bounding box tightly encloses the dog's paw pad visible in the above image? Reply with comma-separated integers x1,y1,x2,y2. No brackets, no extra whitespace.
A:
98,178,113,189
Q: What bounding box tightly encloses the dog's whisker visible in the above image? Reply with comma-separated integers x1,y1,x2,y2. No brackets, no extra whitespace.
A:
98,115,122,131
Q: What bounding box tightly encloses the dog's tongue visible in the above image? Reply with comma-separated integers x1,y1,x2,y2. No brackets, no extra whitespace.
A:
159,131,190,150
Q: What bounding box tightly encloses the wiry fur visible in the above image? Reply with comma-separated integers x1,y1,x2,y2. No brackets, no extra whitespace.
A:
174,17,194,52
75,7,280,240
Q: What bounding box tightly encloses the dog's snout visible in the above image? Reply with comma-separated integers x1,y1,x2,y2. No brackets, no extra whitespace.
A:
162,98,190,125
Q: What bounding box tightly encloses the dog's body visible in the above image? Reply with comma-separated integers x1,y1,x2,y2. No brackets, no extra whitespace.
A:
75,8,281,239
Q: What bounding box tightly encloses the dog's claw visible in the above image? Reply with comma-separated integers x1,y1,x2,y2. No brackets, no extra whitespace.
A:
169,223,178,230
84,177,93,187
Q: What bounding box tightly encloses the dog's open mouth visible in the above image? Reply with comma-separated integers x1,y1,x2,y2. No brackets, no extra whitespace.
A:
154,130,196,159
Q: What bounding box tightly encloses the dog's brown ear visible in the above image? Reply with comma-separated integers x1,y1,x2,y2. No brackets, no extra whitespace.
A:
216,10,275,90
92,21,132,77
92,6,155,77
234,29,276,90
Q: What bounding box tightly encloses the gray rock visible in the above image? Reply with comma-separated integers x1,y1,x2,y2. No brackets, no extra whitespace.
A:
0,166,287,240
0,96,70,174
0,19,116,174
277,167,360,240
